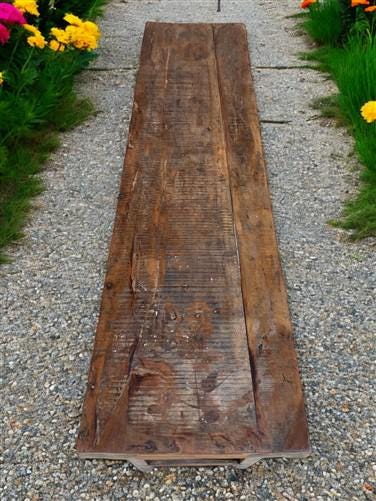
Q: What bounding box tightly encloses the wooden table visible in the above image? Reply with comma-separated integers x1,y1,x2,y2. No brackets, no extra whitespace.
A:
76,22,310,471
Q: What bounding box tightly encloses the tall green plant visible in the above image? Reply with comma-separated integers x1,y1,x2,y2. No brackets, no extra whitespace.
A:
338,0,357,39
300,2,376,239
0,0,107,262
303,0,344,46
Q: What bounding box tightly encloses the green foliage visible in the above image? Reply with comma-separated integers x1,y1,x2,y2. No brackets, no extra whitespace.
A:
331,184,376,239
0,2,106,262
337,0,357,40
301,0,376,47
302,0,344,46
37,0,110,32
300,8,376,239
0,87,93,262
311,94,347,126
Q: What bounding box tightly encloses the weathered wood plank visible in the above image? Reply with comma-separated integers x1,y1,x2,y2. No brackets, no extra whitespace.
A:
77,22,310,466
213,23,309,454
77,22,259,460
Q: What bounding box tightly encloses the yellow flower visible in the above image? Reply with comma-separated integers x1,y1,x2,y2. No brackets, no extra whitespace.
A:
50,27,70,44
66,25,99,50
24,24,46,48
13,0,39,16
64,13,83,27
0,71,4,85
82,21,100,38
24,23,39,35
27,34,46,48
360,101,376,123
50,16,100,51
49,39,65,52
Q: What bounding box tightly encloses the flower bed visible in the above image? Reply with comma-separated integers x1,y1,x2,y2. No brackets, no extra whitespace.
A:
300,0,376,239
0,0,107,263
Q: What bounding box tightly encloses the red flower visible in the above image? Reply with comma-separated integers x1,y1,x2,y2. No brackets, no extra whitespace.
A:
0,22,10,44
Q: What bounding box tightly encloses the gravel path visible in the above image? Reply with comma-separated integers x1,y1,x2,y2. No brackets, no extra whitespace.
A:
1,0,375,499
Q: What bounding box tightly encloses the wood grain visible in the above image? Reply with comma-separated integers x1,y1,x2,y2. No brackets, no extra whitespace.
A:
77,22,310,466
213,23,309,454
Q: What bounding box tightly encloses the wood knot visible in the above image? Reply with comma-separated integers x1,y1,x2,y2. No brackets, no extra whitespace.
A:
144,440,157,452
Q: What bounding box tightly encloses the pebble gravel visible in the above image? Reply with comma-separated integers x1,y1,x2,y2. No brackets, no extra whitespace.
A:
1,1,375,499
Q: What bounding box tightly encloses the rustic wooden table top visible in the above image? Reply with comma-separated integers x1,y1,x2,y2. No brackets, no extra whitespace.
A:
76,22,310,470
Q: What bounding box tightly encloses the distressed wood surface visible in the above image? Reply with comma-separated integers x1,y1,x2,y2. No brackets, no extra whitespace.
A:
213,23,309,455
77,22,309,466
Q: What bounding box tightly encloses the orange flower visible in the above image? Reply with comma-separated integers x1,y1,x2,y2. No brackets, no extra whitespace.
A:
301,0,317,7
365,5,376,10
351,0,369,6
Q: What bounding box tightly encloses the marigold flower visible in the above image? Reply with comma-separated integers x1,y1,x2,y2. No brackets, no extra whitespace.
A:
365,5,376,10
66,25,99,50
351,0,369,6
64,13,83,27
13,0,39,16
361,101,376,123
26,33,46,47
49,39,65,52
0,2,26,24
24,23,46,48
50,15,100,51
0,71,4,85
50,27,70,44
0,22,10,44
301,0,317,8
82,20,100,38
24,22,38,34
